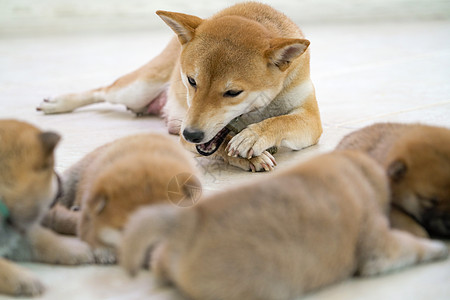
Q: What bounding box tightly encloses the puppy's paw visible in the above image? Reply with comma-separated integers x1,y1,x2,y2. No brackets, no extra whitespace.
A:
58,237,95,265
93,247,117,265
421,240,449,262
36,95,76,114
226,125,272,159
1,270,45,297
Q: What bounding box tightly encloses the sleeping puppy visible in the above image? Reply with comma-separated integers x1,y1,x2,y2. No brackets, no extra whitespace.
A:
42,133,201,262
336,123,450,238
120,150,448,300
0,120,93,297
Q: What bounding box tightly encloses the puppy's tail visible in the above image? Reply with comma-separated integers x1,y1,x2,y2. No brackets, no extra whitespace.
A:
119,204,186,276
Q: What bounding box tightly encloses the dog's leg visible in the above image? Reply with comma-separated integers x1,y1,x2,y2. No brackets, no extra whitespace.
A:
226,96,322,159
38,37,180,115
0,258,45,297
27,224,94,265
358,216,448,276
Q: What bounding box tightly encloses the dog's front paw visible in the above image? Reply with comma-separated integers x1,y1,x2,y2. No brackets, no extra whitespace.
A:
93,247,117,265
226,125,273,159
30,227,95,265
0,265,45,297
248,151,277,172
226,151,276,172
55,237,95,265
421,240,449,262
10,272,45,297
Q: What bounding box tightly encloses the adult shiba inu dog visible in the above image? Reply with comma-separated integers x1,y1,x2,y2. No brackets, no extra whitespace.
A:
37,2,322,172
42,133,201,262
120,151,448,300
0,120,93,297
337,123,450,238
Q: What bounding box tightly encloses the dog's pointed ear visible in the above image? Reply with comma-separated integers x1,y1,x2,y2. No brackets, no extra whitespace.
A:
91,195,108,215
39,131,60,156
156,10,203,44
265,38,310,71
387,159,408,182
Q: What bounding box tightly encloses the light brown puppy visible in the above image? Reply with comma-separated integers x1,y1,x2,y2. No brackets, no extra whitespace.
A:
38,2,322,172
43,133,201,261
336,123,450,238
0,120,93,297
120,151,448,300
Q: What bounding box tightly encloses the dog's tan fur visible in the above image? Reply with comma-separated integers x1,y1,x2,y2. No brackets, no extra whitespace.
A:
120,151,448,300
37,2,322,172
43,133,201,257
336,123,450,238
0,120,93,297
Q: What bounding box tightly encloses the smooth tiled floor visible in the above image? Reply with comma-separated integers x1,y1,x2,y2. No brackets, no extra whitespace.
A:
0,20,449,300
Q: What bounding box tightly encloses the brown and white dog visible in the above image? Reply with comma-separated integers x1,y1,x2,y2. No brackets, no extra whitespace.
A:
37,2,322,172
0,120,93,297
42,133,201,262
120,150,448,300
336,123,450,238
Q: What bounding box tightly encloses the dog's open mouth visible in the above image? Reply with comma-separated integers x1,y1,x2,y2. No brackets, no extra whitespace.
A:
196,127,231,156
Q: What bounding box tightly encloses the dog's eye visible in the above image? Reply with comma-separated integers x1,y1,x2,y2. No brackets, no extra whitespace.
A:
187,76,197,88
223,90,243,97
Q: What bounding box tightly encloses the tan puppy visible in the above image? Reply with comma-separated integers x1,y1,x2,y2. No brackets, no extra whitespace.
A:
0,120,93,297
43,133,201,261
37,2,322,172
120,151,448,300
336,123,450,238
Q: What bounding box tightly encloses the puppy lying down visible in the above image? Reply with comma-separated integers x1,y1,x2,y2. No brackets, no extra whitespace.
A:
120,150,448,300
337,123,450,238
43,133,201,260
0,120,93,297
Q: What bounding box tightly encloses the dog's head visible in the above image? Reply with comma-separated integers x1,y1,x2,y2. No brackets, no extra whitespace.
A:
0,120,60,230
386,127,450,237
157,10,310,153
78,155,201,249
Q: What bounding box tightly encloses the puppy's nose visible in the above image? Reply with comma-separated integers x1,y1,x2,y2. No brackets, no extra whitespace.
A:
183,128,205,143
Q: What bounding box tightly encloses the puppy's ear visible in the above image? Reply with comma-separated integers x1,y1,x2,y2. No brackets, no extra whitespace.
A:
156,10,203,44
387,159,408,182
265,38,310,71
39,131,60,156
91,195,108,215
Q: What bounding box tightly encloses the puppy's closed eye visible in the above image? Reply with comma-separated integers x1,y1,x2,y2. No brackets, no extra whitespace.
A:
420,196,440,209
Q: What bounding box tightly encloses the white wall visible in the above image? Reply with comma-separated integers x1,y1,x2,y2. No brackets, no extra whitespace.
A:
1,0,450,35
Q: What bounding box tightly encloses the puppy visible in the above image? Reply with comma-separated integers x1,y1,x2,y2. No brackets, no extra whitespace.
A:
0,120,93,297
37,2,322,172
336,123,450,238
43,133,201,261
120,151,448,300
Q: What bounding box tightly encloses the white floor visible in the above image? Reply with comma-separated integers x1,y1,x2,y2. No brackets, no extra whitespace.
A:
0,20,449,300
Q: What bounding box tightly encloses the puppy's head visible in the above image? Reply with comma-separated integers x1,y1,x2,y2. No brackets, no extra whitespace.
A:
0,120,60,230
78,155,201,249
386,127,450,237
157,10,310,152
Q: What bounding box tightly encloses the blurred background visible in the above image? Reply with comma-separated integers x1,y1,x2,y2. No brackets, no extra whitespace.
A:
1,0,450,36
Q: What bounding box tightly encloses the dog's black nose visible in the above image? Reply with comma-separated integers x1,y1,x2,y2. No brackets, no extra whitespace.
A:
183,128,204,143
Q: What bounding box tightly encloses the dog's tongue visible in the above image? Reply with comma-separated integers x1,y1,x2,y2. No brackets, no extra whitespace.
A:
196,127,231,156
